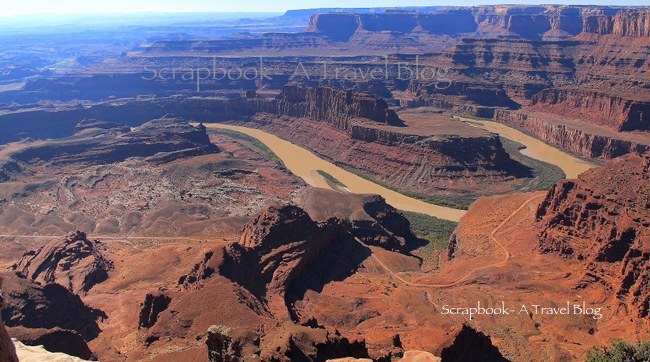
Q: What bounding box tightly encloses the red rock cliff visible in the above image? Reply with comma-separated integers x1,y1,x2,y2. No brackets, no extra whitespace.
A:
493,109,650,159
583,9,650,37
272,85,401,129
536,153,650,319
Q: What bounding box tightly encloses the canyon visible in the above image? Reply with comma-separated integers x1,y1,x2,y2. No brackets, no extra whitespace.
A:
0,4,648,362
0,85,542,207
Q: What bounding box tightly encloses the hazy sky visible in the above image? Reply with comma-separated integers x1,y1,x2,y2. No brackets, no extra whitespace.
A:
1,0,647,16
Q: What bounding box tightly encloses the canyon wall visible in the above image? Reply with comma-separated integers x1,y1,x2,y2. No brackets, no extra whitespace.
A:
529,89,650,132
305,6,650,41
0,86,397,145
536,153,649,319
493,109,649,159
136,6,650,57
582,9,650,37
306,10,478,40
271,85,401,128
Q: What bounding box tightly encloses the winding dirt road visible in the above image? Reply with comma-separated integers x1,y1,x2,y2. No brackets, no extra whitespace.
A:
358,194,545,289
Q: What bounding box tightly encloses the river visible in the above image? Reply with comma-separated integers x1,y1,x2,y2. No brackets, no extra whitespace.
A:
204,123,467,222
456,117,597,178
204,118,597,222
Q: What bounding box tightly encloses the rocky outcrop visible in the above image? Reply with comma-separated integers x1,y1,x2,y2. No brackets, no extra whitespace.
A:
7,118,219,167
8,327,95,361
302,189,422,252
446,231,461,261
399,351,440,361
11,231,113,294
493,109,650,160
0,278,18,362
221,205,371,321
354,195,417,252
206,325,260,362
138,293,172,329
408,81,517,109
0,273,103,359
536,153,650,319
178,251,218,289
439,324,507,362
206,322,372,362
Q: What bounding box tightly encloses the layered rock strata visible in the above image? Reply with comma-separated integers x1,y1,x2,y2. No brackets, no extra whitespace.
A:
493,110,650,159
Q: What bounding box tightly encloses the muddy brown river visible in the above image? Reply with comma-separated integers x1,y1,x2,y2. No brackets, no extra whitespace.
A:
457,117,596,178
204,123,467,222
205,119,597,222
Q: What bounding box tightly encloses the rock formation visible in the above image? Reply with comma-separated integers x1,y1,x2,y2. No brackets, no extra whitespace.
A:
529,89,649,132
304,6,650,42
11,231,113,294
221,204,371,321
0,273,103,359
206,325,261,362
256,114,525,196
272,85,401,128
138,293,172,329
536,152,650,319
302,189,421,252
582,9,650,37
0,277,18,362
8,327,95,361
399,351,441,362
178,251,218,289
206,322,372,362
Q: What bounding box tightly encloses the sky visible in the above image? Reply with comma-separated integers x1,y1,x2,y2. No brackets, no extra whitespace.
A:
1,0,647,16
